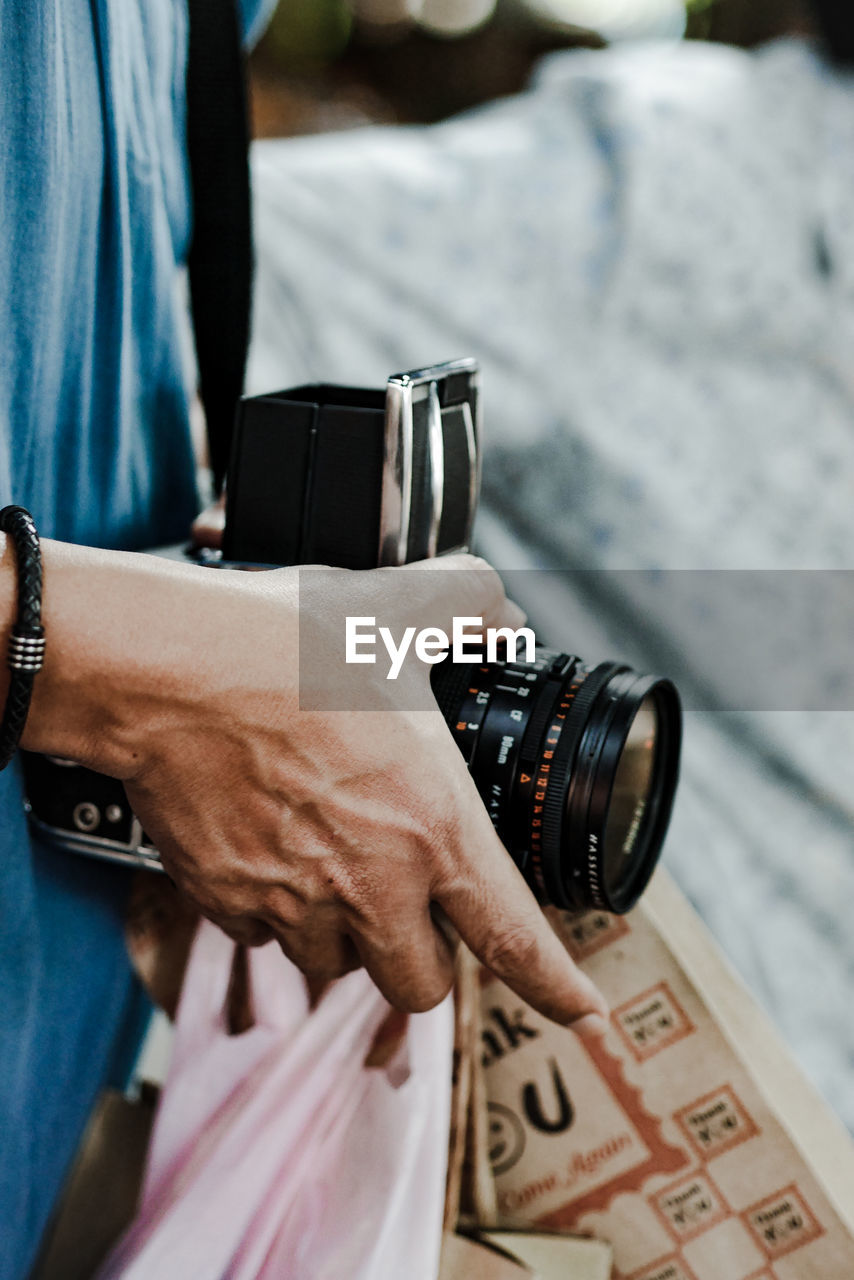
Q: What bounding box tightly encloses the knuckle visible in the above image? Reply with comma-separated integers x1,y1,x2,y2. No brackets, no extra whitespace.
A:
273,933,304,971
417,822,453,880
207,913,270,948
262,887,311,932
288,949,352,983
463,557,503,602
399,971,454,1014
480,922,541,979
321,857,360,908
449,552,491,575
242,920,276,947
273,931,310,970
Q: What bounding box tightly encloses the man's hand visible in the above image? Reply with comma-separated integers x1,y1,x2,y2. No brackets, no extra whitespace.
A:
11,537,608,1031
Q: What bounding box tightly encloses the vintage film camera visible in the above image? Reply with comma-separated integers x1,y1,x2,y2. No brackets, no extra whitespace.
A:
22,359,681,915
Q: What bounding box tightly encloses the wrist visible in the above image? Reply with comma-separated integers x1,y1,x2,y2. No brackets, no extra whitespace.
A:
19,540,180,775
0,534,14,712
17,541,299,780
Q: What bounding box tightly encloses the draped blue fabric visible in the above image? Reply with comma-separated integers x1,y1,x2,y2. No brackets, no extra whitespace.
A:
0,2,271,1273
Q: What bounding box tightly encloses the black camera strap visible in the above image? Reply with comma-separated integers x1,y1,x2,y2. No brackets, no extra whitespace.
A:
186,0,253,494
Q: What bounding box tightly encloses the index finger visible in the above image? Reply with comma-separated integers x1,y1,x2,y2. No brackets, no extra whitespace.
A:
434,766,611,1031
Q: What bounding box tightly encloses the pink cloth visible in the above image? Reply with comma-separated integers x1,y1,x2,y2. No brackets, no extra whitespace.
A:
100,920,453,1280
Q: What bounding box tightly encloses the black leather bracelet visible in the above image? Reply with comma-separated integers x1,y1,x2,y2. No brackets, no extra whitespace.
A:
0,506,46,771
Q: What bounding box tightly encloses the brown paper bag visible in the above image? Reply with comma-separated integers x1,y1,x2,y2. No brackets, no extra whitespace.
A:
483,1230,613,1278
31,1088,158,1280
439,1229,614,1279
467,871,854,1280
440,1233,533,1279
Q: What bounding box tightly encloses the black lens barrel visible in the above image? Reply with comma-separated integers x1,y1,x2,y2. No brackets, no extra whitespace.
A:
430,646,681,915
539,662,624,910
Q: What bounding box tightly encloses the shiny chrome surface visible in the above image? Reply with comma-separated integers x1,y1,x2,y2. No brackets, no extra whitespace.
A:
379,357,480,565
26,810,165,872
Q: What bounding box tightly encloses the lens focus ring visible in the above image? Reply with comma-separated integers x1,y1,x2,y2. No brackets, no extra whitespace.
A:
430,646,681,916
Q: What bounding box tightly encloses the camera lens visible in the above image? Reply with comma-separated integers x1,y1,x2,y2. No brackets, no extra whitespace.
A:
431,649,681,914
601,692,658,904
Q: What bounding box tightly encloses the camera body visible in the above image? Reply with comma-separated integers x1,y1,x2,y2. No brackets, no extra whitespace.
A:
224,358,480,568
22,359,482,870
22,356,681,915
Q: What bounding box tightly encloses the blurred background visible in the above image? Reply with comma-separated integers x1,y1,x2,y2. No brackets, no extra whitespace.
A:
249,0,810,137
240,0,854,1139
28,5,854,1275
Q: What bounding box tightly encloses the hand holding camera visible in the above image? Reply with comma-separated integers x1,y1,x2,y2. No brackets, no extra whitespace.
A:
18,360,680,1026
12,538,606,1027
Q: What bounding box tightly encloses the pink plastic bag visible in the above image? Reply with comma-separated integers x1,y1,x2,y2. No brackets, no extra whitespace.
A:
100,920,453,1280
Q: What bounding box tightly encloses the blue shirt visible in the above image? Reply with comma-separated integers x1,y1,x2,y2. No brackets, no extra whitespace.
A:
0,2,270,1273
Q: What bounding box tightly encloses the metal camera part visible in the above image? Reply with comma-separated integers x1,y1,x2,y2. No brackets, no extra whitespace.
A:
379,359,480,566
24,753,162,871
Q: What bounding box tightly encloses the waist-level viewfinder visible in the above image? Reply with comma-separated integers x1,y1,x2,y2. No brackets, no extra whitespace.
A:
224,359,480,568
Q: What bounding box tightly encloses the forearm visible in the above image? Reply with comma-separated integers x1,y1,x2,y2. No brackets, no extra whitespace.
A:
0,534,13,712
1,534,297,780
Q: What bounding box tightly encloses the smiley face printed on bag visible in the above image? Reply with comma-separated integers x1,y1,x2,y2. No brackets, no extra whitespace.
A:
489,1102,527,1176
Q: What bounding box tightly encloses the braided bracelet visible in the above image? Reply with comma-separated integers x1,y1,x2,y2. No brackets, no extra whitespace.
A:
0,506,45,770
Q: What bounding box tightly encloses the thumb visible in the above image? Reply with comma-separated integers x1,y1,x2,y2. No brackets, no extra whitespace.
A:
191,492,227,550
402,554,526,636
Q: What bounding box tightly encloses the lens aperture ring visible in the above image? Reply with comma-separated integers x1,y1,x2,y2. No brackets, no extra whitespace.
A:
471,660,551,842
514,662,572,864
518,658,574,776
447,664,495,765
526,667,592,904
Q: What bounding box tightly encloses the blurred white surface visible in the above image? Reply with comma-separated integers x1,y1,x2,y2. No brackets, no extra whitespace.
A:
525,0,686,40
248,36,854,1127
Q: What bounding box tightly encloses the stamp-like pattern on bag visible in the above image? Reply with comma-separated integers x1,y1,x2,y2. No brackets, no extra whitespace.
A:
617,1252,701,1280
613,982,695,1064
741,1183,824,1262
560,910,631,962
674,1084,759,1162
651,1169,730,1245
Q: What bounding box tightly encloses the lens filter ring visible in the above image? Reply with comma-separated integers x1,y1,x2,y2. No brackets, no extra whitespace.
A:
538,662,624,910
431,646,682,918
568,672,681,914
